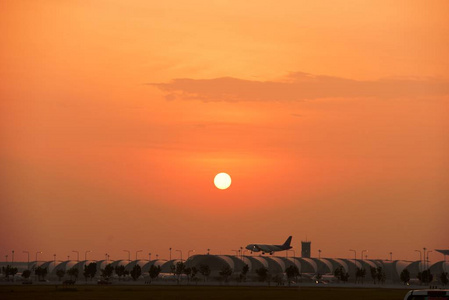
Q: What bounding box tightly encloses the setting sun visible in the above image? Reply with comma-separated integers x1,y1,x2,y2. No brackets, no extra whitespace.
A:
214,173,232,190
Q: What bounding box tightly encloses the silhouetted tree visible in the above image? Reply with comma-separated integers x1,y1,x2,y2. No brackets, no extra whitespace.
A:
199,264,211,282
67,267,79,281
35,266,48,281
83,263,97,281
286,265,300,286
56,269,65,281
370,266,378,284
440,272,448,286
22,270,31,279
341,270,350,283
101,264,114,280
175,262,185,283
400,269,410,285
2,265,18,280
273,273,284,286
130,265,141,281
219,265,233,283
355,268,366,284
190,266,198,283
255,267,269,282
148,265,161,283
334,266,347,283
418,269,433,284
115,265,125,280
376,267,386,284
240,264,249,282
183,267,192,282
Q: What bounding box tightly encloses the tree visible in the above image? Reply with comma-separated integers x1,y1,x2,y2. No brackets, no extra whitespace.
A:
22,270,31,279
67,267,79,281
56,269,66,281
341,271,350,283
83,263,97,281
175,262,185,283
183,267,192,282
115,265,126,281
2,265,18,280
35,266,48,281
148,265,161,283
418,269,433,284
240,264,249,282
440,272,448,286
356,268,366,284
285,265,300,286
273,274,284,286
370,266,378,284
400,269,410,285
190,266,198,283
130,265,141,281
255,267,269,282
199,264,211,282
219,265,233,283
376,267,386,284
101,264,114,280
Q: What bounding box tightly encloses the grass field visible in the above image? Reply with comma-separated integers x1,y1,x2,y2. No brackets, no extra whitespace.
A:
0,285,408,300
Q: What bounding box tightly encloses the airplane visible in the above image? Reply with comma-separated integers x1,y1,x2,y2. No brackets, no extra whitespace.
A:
245,236,292,255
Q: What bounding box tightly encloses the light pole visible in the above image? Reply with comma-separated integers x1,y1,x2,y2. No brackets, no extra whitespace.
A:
67,256,70,261
85,250,91,261
207,249,210,255
23,251,30,270
149,253,151,261
156,254,159,260
53,254,56,265
72,250,80,262
240,247,243,260
123,250,130,261
169,248,172,260
176,250,182,262
188,250,195,259
427,250,433,269
232,250,239,257
12,250,14,266
5,255,8,262
423,248,427,270
349,249,357,282
361,250,367,262
136,250,142,260
318,249,321,260
389,252,393,261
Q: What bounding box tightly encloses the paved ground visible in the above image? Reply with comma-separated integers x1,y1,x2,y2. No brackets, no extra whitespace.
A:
0,285,409,300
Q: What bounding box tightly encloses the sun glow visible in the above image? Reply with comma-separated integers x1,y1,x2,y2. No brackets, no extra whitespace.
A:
214,173,231,190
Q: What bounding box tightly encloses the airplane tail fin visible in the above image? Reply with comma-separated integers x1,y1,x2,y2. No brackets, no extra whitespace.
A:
283,236,292,247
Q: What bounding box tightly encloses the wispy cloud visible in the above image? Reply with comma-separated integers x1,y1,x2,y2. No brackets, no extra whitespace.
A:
148,72,449,102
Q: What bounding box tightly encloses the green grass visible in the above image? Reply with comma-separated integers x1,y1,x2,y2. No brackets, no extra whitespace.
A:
0,285,408,300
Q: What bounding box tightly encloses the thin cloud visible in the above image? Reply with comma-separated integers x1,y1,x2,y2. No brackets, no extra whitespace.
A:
148,72,449,102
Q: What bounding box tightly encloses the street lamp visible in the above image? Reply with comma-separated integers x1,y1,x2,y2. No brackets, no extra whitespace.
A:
156,254,159,260
188,250,195,259
318,249,321,260
149,253,152,261
423,248,427,270
207,249,210,255
85,250,91,261
72,250,80,262
349,249,357,283
427,251,433,269
389,252,393,261
169,248,172,260
136,250,142,260
5,255,8,262
23,251,30,270
12,250,14,266
123,250,131,261
176,250,183,262
361,250,367,262
53,254,56,264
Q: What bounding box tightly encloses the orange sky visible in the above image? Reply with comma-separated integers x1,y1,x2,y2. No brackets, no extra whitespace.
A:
1,0,448,263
